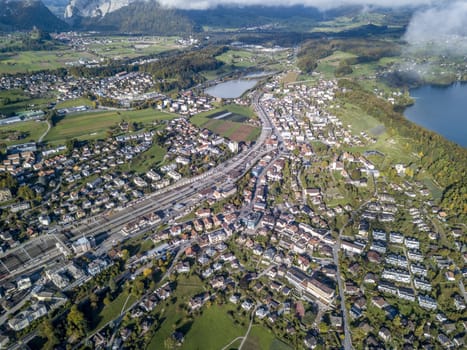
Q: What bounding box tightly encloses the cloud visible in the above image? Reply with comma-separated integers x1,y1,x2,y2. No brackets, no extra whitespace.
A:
157,0,437,11
404,1,467,44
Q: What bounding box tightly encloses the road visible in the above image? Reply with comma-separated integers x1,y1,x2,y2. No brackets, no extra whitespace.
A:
38,120,51,143
333,176,379,350
221,337,243,350
0,91,275,283
332,224,353,350
69,92,278,349
238,305,257,350
333,197,374,350
458,279,467,304
75,242,187,350
10,90,278,349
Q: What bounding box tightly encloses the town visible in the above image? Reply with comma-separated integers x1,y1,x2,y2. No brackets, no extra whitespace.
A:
0,26,466,349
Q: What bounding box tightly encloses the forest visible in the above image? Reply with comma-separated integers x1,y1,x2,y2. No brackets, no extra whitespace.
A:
138,46,226,92
297,37,401,73
66,46,225,93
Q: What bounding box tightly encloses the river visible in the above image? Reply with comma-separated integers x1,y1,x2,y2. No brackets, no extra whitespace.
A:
404,83,467,147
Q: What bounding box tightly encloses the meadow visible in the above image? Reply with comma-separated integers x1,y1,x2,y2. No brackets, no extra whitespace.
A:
147,275,289,350
44,109,175,144
0,35,182,75
0,89,51,116
0,120,48,148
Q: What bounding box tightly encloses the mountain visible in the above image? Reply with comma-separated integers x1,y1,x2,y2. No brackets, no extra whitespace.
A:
0,0,68,31
181,5,325,30
41,0,70,17
74,1,195,34
64,1,327,32
64,0,132,19
62,0,415,35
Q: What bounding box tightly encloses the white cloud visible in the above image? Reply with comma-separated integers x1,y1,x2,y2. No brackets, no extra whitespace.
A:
157,0,438,11
404,1,467,44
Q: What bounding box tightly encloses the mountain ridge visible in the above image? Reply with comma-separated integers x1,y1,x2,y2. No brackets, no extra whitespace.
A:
0,0,68,31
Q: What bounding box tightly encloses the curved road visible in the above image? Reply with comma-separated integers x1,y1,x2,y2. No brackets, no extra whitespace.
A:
238,306,257,350
38,120,51,143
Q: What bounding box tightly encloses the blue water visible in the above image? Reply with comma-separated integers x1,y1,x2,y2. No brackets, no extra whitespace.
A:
404,83,467,147
205,79,258,99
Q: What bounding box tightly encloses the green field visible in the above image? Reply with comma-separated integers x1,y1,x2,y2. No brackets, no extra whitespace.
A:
94,290,137,331
190,105,260,142
56,98,95,109
44,109,175,144
120,143,167,174
331,102,415,163
181,304,247,350
0,89,51,116
243,325,276,350
85,36,181,60
201,119,260,142
0,120,48,148
148,276,210,349
320,51,358,66
146,274,293,350
0,50,95,74
243,325,293,350
215,48,289,72
0,36,182,75
311,13,391,33
216,50,259,68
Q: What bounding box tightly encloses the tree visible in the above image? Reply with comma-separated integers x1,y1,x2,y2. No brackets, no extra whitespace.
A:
302,311,316,326
414,321,425,338
89,292,99,310
103,293,111,306
121,249,130,262
65,138,78,155
66,304,87,341
143,268,153,278
132,279,145,297
39,318,59,350
393,315,401,328
0,173,18,194
149,280,157,291
109,278,117,293
17,185,34,201
164,336,176,349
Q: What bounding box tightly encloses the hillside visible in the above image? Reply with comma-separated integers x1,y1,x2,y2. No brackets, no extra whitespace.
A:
0,0,68,31
74,1,195,34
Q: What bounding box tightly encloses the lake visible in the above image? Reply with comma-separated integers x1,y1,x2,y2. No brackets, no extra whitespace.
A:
404,83,467,147
205,79,258,99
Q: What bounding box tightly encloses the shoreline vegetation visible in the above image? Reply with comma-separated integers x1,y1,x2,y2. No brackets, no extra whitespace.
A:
339,79,467,219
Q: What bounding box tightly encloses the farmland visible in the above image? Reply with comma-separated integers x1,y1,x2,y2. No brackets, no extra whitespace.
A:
190,104,260,142
0,35,182,75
